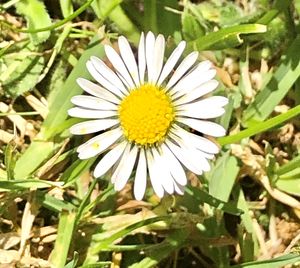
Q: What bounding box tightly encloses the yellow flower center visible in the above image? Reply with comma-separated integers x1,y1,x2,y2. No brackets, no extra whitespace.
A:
118,84,175,146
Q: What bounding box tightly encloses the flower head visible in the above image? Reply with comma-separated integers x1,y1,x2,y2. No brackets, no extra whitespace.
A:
68,32,228,200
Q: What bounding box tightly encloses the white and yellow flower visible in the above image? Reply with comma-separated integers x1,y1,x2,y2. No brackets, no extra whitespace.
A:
68,32,227,200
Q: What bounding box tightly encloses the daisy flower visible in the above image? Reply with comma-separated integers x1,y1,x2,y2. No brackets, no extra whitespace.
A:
68,32,228,200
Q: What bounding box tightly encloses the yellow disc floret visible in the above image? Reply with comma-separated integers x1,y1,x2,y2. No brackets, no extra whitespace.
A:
118,84,175,146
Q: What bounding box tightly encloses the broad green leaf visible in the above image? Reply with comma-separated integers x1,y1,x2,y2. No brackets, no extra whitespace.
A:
193,24,267,51
232,253,300,268
207,151,239,202
49,210,76,268
0,44,44,97
15,0,51,45
196,1,262,27
243,35,300,124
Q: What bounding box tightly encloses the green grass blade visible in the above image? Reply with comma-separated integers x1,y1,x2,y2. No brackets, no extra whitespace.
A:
276,154,300,175
243,35,300,124
218,103,300,145
14,141,60,180
232,253,300,268
42,35,105,138
157,0,180,36
36,191,76,212
62,158,96,186
185,186,243,215
90,216,170,254
193,24,267,51
108,5,140,44
14,35,105,179
59,0,74,18
144,0,158,34
0,179,63,190
49,210,77,268
207,152,239,202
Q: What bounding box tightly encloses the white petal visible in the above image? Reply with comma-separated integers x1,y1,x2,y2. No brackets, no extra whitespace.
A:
86,61,125,98
177,106,225,119
169,133,211,172
199,152,215,159
170,68,216,97
194,96,229,107
157,41,186,86
166,51,199,89
93,141,127,178
152,148,174,194
173,80,219,106
173,182,185,195
145,32,156,83
90,56,128,95
118,36,140,86
166,139,203,175
77,128,122,159
71,95,117,110
70,119,119,135
146,149,164,198
177,118,226,137
111,143,130,184
161,143,187,186
104,45,135,89
76,78,120,104
171,124,219,154
138,32,146,84
133,149,147,200
114,145,138,191
116,71,132,89
151,34,165,84
68,107,117,119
